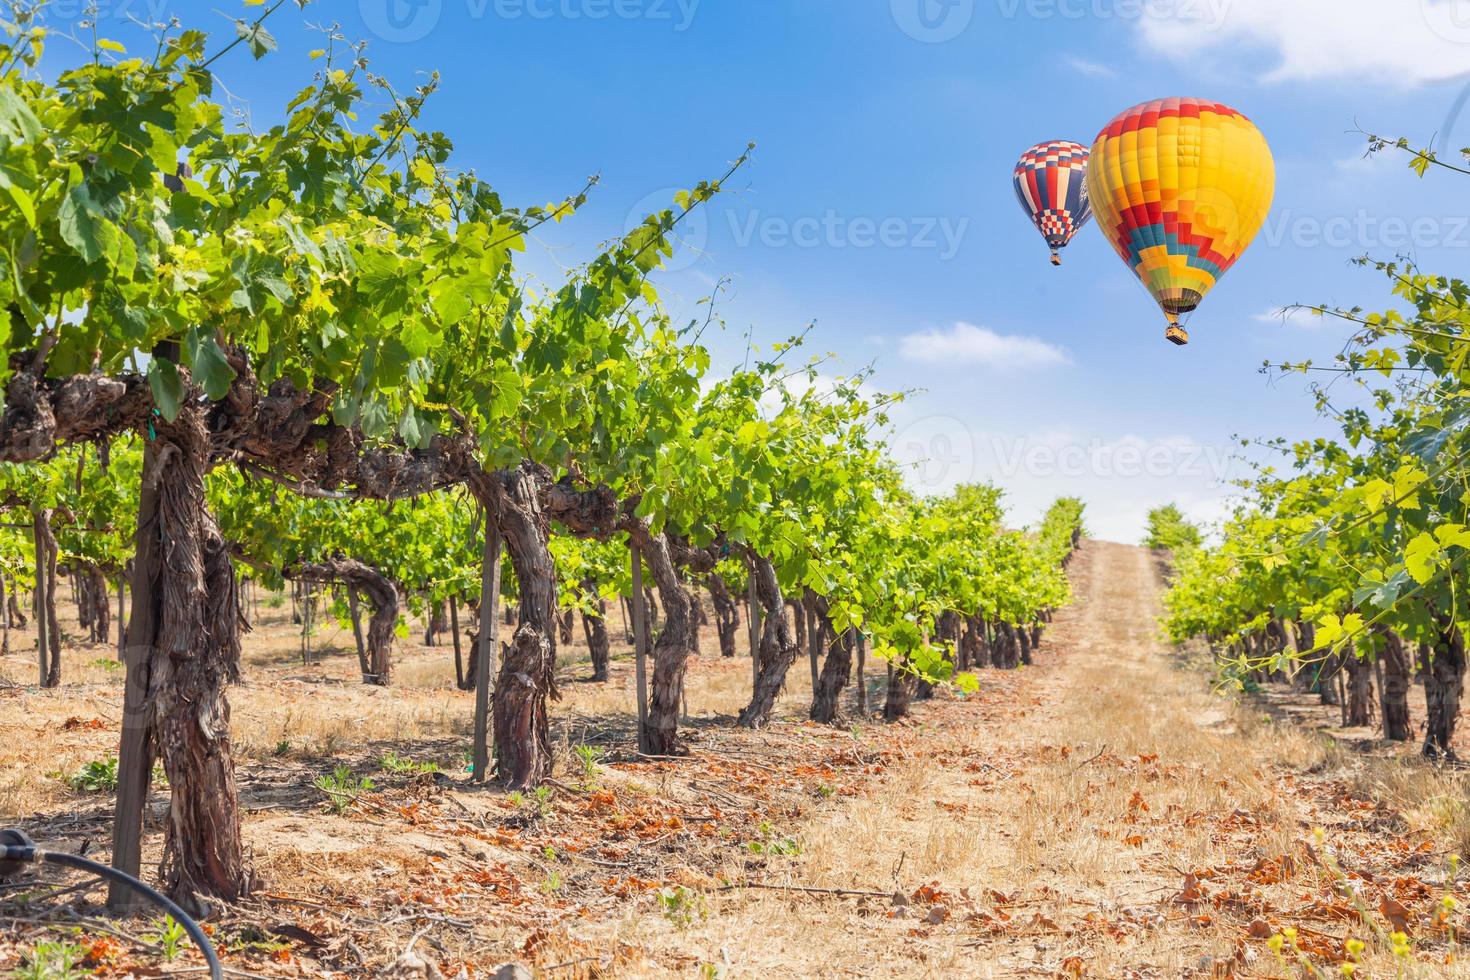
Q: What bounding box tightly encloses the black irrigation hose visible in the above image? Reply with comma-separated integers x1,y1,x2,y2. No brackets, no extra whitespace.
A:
0,830,222,980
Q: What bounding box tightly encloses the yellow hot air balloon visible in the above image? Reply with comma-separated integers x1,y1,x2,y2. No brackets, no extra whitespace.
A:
1087,98,1275,346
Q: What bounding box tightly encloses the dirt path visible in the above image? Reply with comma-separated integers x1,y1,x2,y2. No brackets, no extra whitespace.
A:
599,541,1462,978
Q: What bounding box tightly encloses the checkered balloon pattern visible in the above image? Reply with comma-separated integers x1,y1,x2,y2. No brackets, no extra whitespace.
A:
1013,140,1093,260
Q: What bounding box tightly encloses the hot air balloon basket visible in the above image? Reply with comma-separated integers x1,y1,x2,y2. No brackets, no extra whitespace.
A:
1165,325,1190,346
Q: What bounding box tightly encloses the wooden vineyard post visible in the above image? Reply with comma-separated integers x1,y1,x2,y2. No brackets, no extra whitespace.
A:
116,578,125,660
807,603,820,692
32,511,48,687
631,543,650,753
109,440,162,912
301,583,315,666
449,595,463,688
347,587,370,680
472,522,504,783
747,573,761,690
854,629,866,713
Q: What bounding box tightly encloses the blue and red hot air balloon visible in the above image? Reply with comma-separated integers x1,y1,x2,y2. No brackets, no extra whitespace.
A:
1013,140,1093,266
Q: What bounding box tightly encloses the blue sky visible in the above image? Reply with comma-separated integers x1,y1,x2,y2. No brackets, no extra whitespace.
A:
46,0,1470,540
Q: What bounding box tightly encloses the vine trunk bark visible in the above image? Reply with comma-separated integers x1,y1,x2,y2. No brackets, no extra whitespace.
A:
883,659,913,721
707,573,740,658
111,402,250,913
1342,653,1374,728
581,581,611,682
737,554,799,729
291,559,399,686
1421,622,1466,761
625,524,693,755
1379,631,1413,742
475,465,560,788
809,596,854,725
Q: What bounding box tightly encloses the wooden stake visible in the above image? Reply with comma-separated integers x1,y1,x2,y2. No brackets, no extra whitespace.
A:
748,572,761,690
472,522,503,783
631,543,650,753
807,602,820,692
32,510,47,687
449,595,463,687
299,582,312,666
110,440,161,912
347,587,369,680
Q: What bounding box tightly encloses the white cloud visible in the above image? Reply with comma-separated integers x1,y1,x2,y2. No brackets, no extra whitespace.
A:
898,322,1070,369
1064,55,1118,78
1137,0,1470,86
1253,306,1326,328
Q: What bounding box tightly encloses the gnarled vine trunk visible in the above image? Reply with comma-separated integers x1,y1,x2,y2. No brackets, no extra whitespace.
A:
809,595,855,725
1379,630,1413,742
968,616,990,669
623,526,693,754
993,621,1020,670
1421,623,1466,761
883,659,913,721
290,558,399,686
707,573,740,658
1342,653,1374,728
1317,650,1343,706
473,464,561,789
116,403,251,912
581,580,611,682
423,600,446,646
737,554,799,729
74,563,112,645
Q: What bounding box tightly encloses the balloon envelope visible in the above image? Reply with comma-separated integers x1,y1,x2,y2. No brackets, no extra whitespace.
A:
1013,140,1093,265
1086,98,1274,343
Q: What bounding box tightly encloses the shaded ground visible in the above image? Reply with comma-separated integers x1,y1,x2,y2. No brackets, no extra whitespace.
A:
3,543,1469,977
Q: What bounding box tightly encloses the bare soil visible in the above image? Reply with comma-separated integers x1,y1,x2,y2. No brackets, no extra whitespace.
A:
3,542,1470,978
